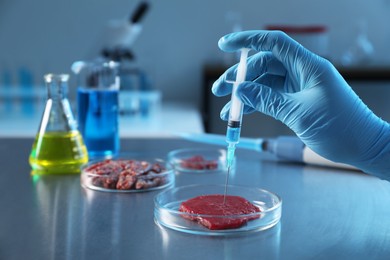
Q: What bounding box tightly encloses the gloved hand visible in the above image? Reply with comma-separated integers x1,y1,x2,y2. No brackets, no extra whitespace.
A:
212,30,390,179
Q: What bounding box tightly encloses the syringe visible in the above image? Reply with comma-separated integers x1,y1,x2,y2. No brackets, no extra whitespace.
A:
226,48,250,167
224,48,250,201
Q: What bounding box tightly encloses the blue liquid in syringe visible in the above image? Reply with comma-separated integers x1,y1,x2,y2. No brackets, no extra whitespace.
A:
226,123,241,167
226,125,241,143
77,88,119,157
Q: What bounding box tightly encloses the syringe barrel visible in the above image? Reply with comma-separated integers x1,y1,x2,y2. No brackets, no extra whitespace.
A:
228,85,244,122
226,48,249,150
228,48,249,122
226,125,241,144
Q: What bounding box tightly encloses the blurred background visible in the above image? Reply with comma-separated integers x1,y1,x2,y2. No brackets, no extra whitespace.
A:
1,0,390,137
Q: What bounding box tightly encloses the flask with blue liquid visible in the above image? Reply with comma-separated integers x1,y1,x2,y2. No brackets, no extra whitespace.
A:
72,60,120,158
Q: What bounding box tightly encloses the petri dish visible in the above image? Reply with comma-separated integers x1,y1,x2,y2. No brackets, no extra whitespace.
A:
81,155,174,193
154,184,282,236
167,148,228,173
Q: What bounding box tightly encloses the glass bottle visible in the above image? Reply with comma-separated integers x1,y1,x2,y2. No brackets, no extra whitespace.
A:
73,60,120,158
29,74,89,175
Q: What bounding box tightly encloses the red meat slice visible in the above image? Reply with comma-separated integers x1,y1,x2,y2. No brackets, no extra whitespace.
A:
179,194,261,230
180,155,218,170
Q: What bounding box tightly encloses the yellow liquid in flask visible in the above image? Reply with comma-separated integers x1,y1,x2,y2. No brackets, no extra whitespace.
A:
29,130,89,175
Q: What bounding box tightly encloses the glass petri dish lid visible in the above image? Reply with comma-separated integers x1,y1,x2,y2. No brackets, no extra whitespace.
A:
81,154,174,193
167,148,228,173
154,184,282,236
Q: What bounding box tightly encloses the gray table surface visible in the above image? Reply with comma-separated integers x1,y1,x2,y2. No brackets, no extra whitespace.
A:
1,137,390,260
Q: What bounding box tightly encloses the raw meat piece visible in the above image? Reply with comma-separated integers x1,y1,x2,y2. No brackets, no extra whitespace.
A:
85,159,166,190
179,194,261,230
180,155,218,170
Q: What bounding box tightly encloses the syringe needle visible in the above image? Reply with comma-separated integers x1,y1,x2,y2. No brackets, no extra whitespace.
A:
223,166,230,204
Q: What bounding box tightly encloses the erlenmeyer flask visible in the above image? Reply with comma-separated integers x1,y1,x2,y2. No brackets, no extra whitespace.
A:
29,74,89,175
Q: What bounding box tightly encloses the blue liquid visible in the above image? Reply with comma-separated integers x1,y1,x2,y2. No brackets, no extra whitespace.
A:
77,88,119,157
226,126,241,143
226,126,241,168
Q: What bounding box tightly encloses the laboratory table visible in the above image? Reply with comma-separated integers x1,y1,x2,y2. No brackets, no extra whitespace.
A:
1,137,390,260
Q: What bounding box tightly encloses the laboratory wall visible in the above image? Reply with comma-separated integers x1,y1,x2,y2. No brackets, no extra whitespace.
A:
1,0,390,136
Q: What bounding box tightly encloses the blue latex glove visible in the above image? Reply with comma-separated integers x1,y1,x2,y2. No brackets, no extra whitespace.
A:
212,30,390,180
